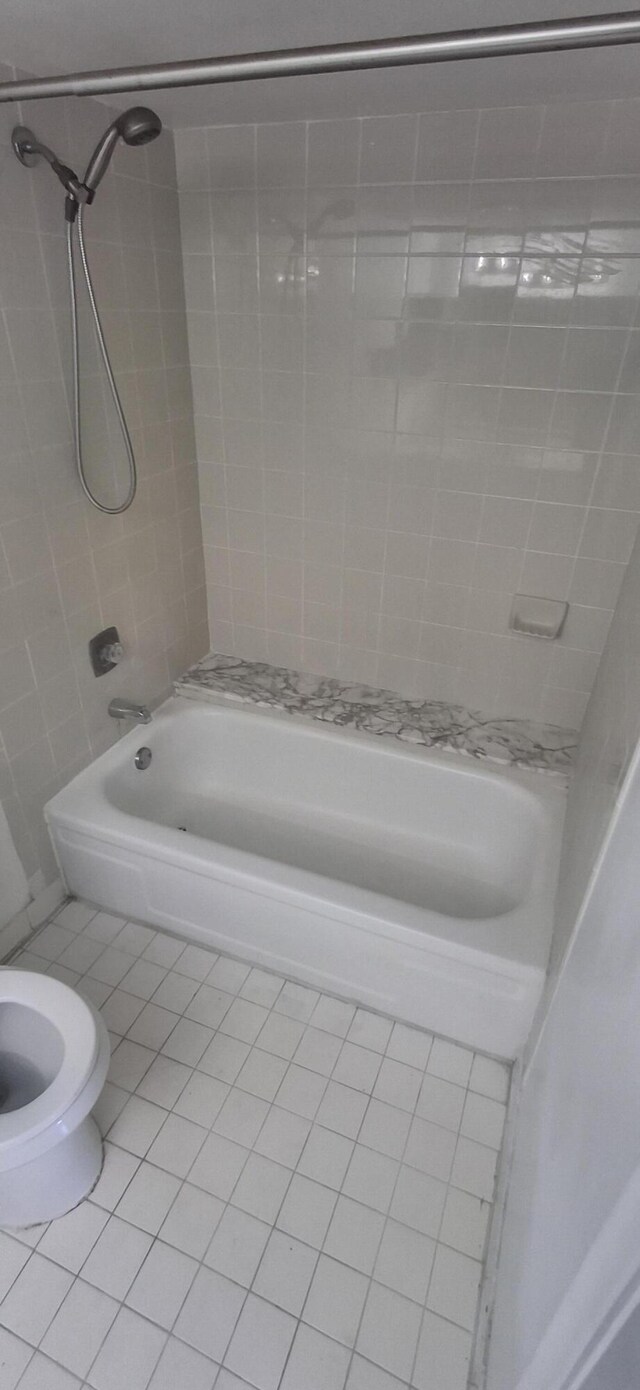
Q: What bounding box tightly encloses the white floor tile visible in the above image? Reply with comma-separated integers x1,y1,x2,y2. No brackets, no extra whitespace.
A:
87,1305,166,1390
333,1041,382,1094
146,1113,208,1177
101,990,146,1036
126,1240,198,1329
151,971,199,1015
412,1309,472,1390
173,1071,229,1127
158,1183,224,1259
296,1123,354,1189
240,967,285,1009
108,1041,155,1093
54,901,96,932
40,1279,118,1377
113,922,156,956
223,1292,296,1389
450,1136,498,1202
58,935,105,974
0,1326,32,1389
85,912,126,944
323,1194,385,1275
136,1055,192,1109
373,1058,422,1113
342,1143,399,1213
81,1215,153,1299
230,1152,292,1223
186,984,234,1030
213,1089,270,1147
347,1356,409,1389
347,1008,394,1054
315,1081,368,1139
147,1335,219,1390
292,1025,341,1074
279,1323,351,1390
273,1063,327,1118
235,1048,289,1102
220,997,270,1043
107,1096,167,1157
373,1219,435,1303
142,935,186,969
253,1230,318,1316
390,1166,447,1238
386,1022,433,1070
257,1012,307,1061
37,1202,108,1273
0,1253,73,1345
356,1281,422,1381
204,1207,271,1286
254,1105,311,1168
199,1033,250,1082
0,1234,30,1300
276,1174,337,1249
88,1143,140,1211
189,1132,249,1201
468,1054,510,1104
30,922,76,961
120,959,167,1001
309,995,355,1038
89,948,136,989
404,1116,457,1183
302,1253,368,1347
427,1039,474,1088
174,1267,245,1361
161,1017,214,1066
460,1091,506,1150
115,1162,181,1235
174,943,218,981
215,1371,254,1389
93,1084,129,1136
207,957,251,994
275,981,319,1022
427,1243,482,1332
358,1099,411,1160
439,1186,491,1261
128,1003,178,1051
14,1352,81,1389
416,1074,466,1132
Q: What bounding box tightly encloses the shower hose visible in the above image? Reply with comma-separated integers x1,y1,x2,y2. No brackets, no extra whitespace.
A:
66,204,137,514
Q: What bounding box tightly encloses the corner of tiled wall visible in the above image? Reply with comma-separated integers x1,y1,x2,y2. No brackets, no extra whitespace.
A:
175,96,640,732
0,72,209,884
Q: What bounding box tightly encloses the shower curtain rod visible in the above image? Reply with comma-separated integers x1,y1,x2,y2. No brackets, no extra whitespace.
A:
1,10,640,103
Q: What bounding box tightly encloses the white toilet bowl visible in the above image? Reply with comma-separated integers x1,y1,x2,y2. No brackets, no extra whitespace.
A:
0,969,111,1227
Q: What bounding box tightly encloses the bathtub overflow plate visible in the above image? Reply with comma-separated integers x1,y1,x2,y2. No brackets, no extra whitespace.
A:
134,747,152,771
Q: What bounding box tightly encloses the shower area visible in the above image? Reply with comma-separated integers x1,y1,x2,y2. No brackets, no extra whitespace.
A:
1,8,640,1390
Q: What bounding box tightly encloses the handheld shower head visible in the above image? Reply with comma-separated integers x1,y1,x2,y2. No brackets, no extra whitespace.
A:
82,106,162,197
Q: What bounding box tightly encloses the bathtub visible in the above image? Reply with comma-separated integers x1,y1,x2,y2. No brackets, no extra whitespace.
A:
45,696,566,1058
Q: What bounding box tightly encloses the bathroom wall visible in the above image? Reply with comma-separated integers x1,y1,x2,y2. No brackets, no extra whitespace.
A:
0,69,207,886
175,97,640,728
550,522,640,980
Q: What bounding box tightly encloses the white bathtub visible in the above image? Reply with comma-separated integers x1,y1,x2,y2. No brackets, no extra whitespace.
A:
45,697,566,1058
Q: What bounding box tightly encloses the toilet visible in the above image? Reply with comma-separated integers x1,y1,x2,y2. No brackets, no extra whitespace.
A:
0,969,110,1227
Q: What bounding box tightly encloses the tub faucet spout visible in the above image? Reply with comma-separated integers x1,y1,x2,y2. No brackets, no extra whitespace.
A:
108,698,151,724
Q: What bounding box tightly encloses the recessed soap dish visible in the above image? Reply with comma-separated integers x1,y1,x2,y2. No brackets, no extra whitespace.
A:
509,594,568,640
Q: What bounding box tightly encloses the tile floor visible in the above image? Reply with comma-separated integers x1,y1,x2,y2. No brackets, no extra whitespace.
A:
0,900,509,1390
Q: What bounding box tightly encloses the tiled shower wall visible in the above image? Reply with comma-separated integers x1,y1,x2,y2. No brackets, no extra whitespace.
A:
176,98,640,729
0,71,207,886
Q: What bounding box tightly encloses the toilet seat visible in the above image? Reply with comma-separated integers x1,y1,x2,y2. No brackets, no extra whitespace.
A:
0,970,99,1156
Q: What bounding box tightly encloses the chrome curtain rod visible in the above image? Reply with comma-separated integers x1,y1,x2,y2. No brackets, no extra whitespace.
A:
1,10,640,103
